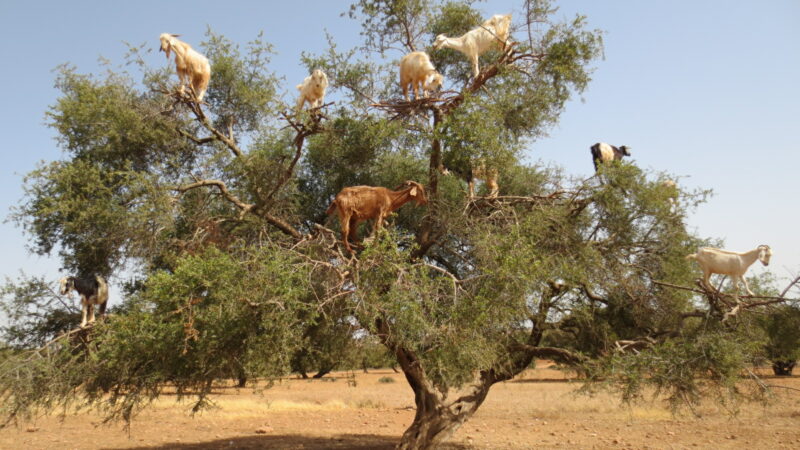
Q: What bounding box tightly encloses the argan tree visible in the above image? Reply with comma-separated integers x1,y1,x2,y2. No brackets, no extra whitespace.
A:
757,275,800,375
1,2,797,449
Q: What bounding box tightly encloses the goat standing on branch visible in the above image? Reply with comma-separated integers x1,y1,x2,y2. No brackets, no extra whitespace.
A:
686,245,773,297
59,276,109,327
159,33,211,102
326,181,428,254
296,69,329,112
662,179,678,211
590,142,631,172
441,161,499,199
399,51,444,101
433,13,512,77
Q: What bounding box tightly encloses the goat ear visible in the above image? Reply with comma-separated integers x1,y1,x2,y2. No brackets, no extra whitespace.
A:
410,187,418,196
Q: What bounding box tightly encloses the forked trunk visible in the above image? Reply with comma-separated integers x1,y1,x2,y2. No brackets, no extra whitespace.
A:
396,381,489,450
397,406,458,450
380,292,560,449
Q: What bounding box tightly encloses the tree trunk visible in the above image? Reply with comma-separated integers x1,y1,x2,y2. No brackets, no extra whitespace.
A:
312,367,332,378
772,360,796,376
397,406,461,450
396,379,489,450
413,107,443,259
377,310,549,449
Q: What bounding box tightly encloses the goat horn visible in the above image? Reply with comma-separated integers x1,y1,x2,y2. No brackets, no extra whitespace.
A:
171,34,180,37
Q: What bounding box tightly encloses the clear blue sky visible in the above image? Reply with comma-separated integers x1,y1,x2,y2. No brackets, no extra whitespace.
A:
1,1,798,307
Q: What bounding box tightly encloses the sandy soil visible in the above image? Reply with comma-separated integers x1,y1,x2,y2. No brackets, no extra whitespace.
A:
2,362,799,449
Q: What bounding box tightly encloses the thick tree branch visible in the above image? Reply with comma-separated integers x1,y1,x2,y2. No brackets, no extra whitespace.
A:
581,283,609,305
653,279,795,304
174,179,302,240
176,179,253,213
181,95,243,158
260,110,327,211
509,344,587,365
175,128,216,145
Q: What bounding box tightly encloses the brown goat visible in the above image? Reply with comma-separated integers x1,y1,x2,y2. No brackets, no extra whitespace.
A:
469,163,499,199
325,181,428,253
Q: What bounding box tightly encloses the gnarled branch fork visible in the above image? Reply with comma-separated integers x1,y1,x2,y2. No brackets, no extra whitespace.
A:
173,179,302,240
165,92,331,241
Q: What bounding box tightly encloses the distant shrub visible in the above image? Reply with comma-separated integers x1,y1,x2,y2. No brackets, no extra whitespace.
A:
378,376,395,383
354,399,385,409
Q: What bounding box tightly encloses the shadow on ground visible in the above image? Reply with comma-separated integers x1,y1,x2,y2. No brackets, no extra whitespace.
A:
118,433,469,449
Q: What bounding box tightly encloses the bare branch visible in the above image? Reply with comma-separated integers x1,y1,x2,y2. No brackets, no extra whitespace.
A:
174,179,303,240
175,128,216,145
581,283,608,305
176,179,253,213
614,338,656,354
261,109,327,210
780,274,800,298
164,89,244,158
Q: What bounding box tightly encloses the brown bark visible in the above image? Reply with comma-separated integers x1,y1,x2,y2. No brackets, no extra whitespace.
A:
412,107,443,259
378,315,545,450
772,360,796,376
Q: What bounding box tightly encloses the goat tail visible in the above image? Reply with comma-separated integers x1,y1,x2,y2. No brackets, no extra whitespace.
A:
685,253,697,261
325,201,337,216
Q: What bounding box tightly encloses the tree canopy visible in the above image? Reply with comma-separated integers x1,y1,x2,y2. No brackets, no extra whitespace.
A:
1,1,798,449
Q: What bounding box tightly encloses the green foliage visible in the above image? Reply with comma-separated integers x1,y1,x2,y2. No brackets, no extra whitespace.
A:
202,30,282,133
760,302,800,364
591,326,765,414
347,0,433,53
0,275,79,348
0,246,317,423
3,2,794,441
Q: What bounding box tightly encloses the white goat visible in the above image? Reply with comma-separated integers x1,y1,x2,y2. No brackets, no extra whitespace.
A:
296,69,329,112
662,179,678,211
399,51,444,101
686,245,772,297
159,33,211,102
59,275,110,327
440,160,499,199
433,13,512,77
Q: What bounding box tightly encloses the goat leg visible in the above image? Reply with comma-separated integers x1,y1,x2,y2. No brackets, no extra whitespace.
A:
80,301,88,327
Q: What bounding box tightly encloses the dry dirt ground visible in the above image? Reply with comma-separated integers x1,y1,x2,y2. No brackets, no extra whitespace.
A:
2,362,800,449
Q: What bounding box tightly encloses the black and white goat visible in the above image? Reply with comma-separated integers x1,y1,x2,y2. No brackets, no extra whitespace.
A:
59,276,109,327
590,142,631,172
